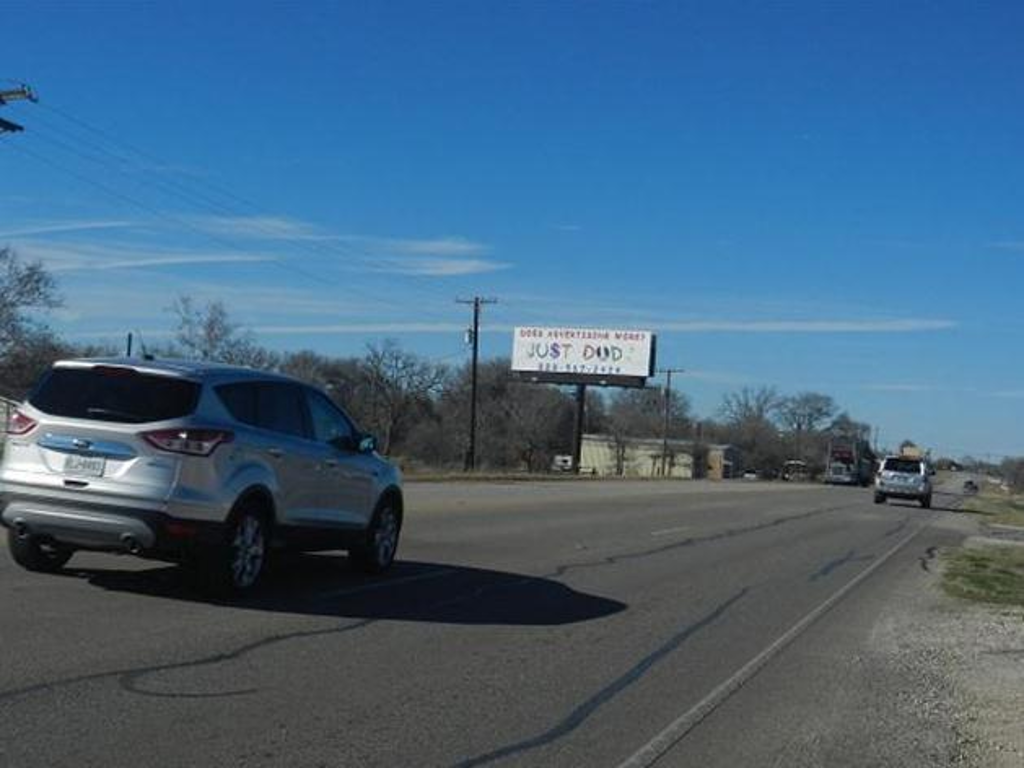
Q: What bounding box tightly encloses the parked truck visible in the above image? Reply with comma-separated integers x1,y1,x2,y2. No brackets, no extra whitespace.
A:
824,439,876,487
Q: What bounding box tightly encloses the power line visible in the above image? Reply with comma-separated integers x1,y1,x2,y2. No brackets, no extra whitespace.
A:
658,367,685,477
2,135,464,326
28,102,466,318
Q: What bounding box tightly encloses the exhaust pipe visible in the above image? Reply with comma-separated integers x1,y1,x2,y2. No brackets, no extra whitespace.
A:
120,533,142,555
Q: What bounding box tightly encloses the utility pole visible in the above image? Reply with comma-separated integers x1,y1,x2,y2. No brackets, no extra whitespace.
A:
659,367,685,477
0,83,37,134
457,296,497,471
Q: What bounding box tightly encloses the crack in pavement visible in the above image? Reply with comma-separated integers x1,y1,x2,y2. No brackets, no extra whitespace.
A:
550,503,858,580
452,588,751,768
808,549,874,581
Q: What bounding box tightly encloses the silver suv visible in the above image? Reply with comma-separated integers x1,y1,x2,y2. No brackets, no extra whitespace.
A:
874,455,933,508
1,358,403,593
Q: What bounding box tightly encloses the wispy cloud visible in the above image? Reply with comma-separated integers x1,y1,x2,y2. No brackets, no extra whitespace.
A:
374,257,510,276
679,369,751,384
0,219,134,238
863,383,935,393
249,323,469,335
655,319,956,333
987,240,1024,251
192,216,492,257
385,237,489,257
191,215,324,240
16,239,273,273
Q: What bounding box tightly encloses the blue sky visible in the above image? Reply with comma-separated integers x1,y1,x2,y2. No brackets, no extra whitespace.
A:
2,1,1024,458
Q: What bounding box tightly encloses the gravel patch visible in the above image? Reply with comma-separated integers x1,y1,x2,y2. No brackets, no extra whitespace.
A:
871,530,1024,767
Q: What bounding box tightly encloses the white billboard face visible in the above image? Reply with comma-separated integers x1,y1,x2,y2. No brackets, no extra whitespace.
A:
512,327,655,379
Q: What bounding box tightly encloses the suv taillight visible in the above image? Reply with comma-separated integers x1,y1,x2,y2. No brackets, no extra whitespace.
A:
6,409,37,436
142,429,233,456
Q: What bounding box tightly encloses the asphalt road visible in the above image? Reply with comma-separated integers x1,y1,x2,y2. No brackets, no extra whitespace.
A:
0,479,971,767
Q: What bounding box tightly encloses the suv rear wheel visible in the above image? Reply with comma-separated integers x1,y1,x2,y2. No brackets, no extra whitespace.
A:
186,506,269,596
8,533,74,573
350,500,400,574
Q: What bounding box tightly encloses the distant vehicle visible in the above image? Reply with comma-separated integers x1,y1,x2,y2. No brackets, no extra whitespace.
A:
1,358,404,594
781,460,810,482
550,454,574,472
874,455,933,508
962,479,979,495
742,470,759,480
824,439,875,487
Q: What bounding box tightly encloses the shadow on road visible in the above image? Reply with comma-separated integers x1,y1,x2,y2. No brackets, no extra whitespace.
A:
60,555,627,626
882,492,963,513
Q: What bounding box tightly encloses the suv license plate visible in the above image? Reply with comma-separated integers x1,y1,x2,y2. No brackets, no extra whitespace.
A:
64,454,106,477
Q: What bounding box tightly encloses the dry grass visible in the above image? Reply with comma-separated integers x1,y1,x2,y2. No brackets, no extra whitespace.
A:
942,545,1024,607
960,485,1024,528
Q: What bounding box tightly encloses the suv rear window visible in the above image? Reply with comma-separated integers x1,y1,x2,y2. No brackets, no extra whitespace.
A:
883,458,923,474
29,367,201,424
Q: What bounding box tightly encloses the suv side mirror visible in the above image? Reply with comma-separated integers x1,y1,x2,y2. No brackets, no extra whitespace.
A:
358,434,377,454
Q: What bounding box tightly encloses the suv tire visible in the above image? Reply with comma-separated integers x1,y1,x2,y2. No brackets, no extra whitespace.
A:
874,492,886,504
350,499,400,574
186,506,269,596
8,533,74,573
920,495,932,509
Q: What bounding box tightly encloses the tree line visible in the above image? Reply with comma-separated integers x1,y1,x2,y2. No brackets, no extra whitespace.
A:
0,246,988,477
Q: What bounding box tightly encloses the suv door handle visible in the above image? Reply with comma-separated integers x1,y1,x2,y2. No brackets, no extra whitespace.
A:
266,447,284,458
323,459,338,468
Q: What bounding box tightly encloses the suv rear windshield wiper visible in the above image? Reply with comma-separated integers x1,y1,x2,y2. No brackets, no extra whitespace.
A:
85,407,143,423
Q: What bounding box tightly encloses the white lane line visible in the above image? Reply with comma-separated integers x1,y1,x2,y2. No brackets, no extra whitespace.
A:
616,524,928,768
309,567,457,601
650,526,690,537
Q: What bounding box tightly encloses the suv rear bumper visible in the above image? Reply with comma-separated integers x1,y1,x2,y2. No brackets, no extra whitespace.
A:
1,495,226,557
876,485,929,500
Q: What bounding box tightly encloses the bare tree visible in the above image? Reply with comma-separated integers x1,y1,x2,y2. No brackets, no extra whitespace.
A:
777,392,837,434
720,386,782,425
0,247,60,348
360,340,448,455
719,386,784,473
0,248,65,397
168,296,278,369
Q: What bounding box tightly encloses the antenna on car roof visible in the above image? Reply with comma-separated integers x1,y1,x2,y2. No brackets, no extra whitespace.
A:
130,329,155,361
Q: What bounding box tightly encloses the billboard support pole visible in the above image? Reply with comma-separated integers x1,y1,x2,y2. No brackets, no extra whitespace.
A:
572,384,586,474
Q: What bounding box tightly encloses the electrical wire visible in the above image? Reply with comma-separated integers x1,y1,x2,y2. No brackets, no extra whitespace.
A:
2,133,461,325
29,102,475,317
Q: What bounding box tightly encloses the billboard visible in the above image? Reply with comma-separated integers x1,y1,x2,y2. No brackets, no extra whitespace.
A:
511,326,656,387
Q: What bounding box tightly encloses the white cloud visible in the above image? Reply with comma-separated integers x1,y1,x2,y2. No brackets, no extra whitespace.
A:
17,240,272,273
386,237,489,257
192,216,492,257
375,257,510,276
988,241,1024,251
251,322,467,335
680,369,751,384
0,219,134,238
863,383,935,393
192,215,324,240
655,319,956,333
